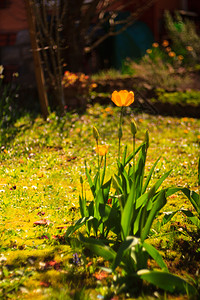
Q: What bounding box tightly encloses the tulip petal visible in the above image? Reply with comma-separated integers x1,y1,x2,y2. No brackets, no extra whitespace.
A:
111,91,121,106
125,91,134,106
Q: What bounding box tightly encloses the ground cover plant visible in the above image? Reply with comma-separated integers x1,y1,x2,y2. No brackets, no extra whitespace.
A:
0,89,200,299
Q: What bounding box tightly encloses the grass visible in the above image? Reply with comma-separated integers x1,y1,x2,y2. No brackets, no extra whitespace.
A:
0,102,200,299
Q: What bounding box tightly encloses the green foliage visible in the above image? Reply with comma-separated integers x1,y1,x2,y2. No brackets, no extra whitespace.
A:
79,233,197,296
161,159,200,231
153,89,200,106
164,11,200,65
112,137,171,242
0,102,200,298
0,69,19,130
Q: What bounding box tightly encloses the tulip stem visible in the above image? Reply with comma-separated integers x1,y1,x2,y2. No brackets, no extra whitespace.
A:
133,134,136,185
118,107,123,161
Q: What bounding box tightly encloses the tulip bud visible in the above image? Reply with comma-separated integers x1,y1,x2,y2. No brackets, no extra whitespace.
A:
131,119,137,135
93,126,99,141
80,176,83,185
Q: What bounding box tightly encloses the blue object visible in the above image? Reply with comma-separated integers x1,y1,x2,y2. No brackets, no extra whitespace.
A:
112,13,154,68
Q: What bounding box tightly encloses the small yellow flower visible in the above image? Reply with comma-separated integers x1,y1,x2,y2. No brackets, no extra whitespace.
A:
13,72,19,77
152,42,159,48
182,117,188,122
178,55,184,60
168,51,176,57
184,130,189,134
146,49,152,54
91,83,97,88
197,135,200,140
186,46,193,51
111,90,134,107
162,40,169,47
166,47,171,52
75,128,81,133
95,145,109,156
0,65,4,75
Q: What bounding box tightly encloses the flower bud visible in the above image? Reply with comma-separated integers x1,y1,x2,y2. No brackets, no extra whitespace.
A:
131,119,137,135
80,176,83,184
93,126,99,141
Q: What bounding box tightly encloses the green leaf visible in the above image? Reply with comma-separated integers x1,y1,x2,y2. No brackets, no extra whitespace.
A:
112,174,123,196
135,144,147,199
125,143,144,166
143,242,168,271
121,183,135,240
122,145,127,167
100,155,107,186
181,188,200,215
138,269,197,295
99,203,121,234
181,209,200,228
151,170,172,198
79,195,87,218
102,178,112,204
64,217,92,237
85,162,95,197
142,156,161,194
161,210,179,226
112,236,140,271
78,233,116,261
141,190,166,242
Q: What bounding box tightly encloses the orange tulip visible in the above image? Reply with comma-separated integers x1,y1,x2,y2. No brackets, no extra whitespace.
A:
152,42,159,48
162,40,169,47
168,51,176,57
111,90,134,107
95,145,109,156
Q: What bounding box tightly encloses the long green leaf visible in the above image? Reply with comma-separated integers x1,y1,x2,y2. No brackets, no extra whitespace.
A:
112,236,140,271
100,155,107,186
151,170,172,199
85,162,95,197
181,188,200,215
99,203,121,234
125,143,144,166
181,209,200,228
138,269,197,295
79,195,87,218
143,242,168,271
142,156,161,194
121,183,135,240
166,187,200,215
135,144,147,199
122,145,127,167
78,233,116,261
160,210,179,226
141,190,166,242
64,217,92,237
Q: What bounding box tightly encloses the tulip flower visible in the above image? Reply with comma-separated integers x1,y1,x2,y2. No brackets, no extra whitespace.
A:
111,90,134,107
95,145,109,156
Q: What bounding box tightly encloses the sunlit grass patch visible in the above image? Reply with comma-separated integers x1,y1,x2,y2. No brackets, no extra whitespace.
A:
0,103,200,298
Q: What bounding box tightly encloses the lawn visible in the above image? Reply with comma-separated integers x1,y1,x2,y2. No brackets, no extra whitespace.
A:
0,101,200,299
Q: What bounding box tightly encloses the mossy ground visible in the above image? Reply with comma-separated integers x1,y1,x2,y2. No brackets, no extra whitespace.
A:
0,103,200,299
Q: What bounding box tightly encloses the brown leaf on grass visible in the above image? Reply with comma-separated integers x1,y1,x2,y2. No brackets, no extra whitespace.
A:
33,219,51,226
66,156,77,162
